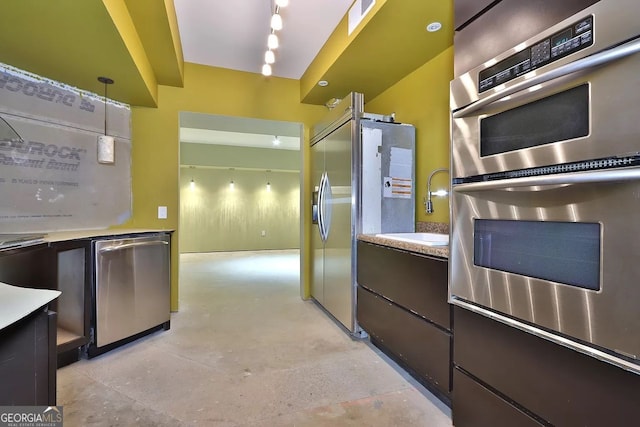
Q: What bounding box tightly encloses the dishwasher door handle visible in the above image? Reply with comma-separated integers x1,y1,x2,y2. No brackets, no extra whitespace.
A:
98,240,169,253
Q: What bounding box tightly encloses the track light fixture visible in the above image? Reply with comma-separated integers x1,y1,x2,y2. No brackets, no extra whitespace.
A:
262,2,287,76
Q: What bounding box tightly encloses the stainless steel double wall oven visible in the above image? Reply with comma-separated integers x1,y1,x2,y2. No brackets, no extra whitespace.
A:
450,0,640,373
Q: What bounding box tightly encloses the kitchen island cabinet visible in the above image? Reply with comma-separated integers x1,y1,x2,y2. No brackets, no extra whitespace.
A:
0,241,90,366
0,284,59,405
356,239,451,404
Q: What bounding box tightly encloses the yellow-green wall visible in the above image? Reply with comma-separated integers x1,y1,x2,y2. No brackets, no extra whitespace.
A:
120,63,326,310
122,50,453,309
181,143,300,171
180,168,300,252
367,47,454,225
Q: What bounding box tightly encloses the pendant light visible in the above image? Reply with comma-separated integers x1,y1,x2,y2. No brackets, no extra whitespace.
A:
97,76,115,164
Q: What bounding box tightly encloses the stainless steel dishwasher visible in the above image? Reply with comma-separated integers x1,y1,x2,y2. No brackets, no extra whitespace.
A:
88,233,171,357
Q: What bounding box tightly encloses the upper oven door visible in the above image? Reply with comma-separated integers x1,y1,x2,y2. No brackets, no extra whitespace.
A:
451,5,640,179
449,169,640,363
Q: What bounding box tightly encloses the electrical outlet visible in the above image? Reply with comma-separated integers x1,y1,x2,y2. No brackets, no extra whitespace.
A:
261,230,266,237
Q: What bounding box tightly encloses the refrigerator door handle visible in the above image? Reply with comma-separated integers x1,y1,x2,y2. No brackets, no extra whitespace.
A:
318,172,328,241
322,172,333,241
312,188,319,225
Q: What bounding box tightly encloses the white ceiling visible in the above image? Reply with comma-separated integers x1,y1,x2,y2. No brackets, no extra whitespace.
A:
174,0,354,79
179,111,302,151
175,1,349,150
180,128,300,150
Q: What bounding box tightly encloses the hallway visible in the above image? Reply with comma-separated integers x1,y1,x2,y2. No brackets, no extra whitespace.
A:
57,250,452,426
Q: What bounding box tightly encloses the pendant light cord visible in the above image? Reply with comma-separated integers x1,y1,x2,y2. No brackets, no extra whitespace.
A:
97,76,114,136
103,81,107,136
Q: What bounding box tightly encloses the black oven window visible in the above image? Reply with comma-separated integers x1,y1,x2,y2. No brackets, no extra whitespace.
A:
480,84,589,157
474,219,600,290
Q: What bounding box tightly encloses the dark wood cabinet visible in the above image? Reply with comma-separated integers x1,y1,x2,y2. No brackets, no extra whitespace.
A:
0,243,54,290
0,240,91,366
0,308,57,405
453,306,640,426
356,241,451,403
52,239,91,366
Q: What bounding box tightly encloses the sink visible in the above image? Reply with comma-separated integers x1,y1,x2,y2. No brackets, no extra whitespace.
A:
375,232,449,247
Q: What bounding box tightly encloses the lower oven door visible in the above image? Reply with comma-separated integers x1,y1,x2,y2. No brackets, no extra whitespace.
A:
450,168,640,369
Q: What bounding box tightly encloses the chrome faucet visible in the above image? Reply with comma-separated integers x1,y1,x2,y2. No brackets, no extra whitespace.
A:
425,168,449,214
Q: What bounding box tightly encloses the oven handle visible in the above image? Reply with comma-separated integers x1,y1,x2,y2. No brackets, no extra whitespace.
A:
453,167,640,192
452,36,640,119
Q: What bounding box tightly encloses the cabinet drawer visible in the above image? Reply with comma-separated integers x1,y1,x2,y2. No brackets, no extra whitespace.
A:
358,286,451,398
357,241,450,329
453,367,544,427
454,307,640,426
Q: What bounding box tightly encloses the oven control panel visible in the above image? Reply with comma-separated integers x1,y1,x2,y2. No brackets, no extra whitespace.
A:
478,16,594,93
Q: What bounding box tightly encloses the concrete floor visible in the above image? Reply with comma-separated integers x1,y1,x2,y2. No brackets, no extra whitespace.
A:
58,250,453,426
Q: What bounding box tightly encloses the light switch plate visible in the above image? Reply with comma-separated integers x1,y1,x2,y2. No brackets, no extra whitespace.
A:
158,206,167,219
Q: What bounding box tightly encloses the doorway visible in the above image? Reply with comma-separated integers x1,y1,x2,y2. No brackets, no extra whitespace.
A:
177,111,304,291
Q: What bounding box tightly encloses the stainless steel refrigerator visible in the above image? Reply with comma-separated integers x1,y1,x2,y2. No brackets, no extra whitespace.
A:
311,92,415,335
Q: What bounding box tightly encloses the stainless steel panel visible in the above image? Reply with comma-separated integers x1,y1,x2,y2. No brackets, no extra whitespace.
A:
454,0,600,77
57,248,85,336
452,36,640,178
449,170,640,363
454,0,498,30
452,0,637,110
361,120,416,233
311,140,325,304
311,93,363,145
310,92,366,335
94,234,170,347
323,120,355,331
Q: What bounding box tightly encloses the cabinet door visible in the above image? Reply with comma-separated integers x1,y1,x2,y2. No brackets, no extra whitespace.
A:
311,139,325,304
453,367,544,427
357,242,450,330
0,309,57,406
454,307,640,426
323,121,354,331
358,286,451,399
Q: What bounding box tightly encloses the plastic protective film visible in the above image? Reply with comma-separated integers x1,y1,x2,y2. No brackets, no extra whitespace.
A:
0,64,131,232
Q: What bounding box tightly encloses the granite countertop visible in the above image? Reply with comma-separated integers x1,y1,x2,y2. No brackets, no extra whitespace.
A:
0,282,61,330
357,233,449,259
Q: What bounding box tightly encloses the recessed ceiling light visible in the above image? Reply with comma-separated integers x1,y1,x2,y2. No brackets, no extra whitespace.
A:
318,80,329,87
426,22,442,32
